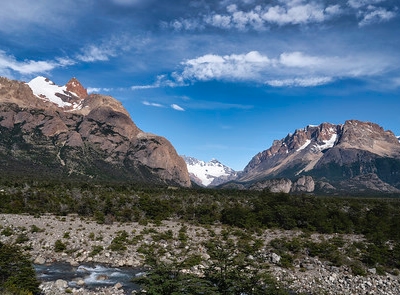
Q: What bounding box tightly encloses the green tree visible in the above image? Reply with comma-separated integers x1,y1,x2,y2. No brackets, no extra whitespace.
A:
204,237,286,295
0,242,41,295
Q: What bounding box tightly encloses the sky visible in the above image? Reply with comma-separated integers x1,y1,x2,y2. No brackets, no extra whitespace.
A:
1,0,399,171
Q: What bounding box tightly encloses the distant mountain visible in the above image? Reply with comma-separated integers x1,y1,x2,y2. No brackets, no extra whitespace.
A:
228,120,400,195
0,76,191,187
182,156,238,187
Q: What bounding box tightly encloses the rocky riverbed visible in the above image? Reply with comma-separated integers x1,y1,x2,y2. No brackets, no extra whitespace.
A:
1,213,399,294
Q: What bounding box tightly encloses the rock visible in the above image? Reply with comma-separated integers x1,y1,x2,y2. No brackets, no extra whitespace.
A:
270,252,281,264
65,77,88,99
368,268,377,275
114,282,123,289
96,274,109,281
249,178,292,193
55,279,68,289
34,256,46,264
291,176,315,193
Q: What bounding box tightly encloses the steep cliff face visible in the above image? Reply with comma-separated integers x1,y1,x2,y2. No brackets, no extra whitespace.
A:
237,120,400,194
0,76,191,187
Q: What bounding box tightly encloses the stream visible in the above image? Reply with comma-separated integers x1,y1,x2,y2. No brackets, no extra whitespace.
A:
34,262,143,293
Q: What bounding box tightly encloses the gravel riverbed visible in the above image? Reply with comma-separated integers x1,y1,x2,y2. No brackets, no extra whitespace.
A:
1,213,399,295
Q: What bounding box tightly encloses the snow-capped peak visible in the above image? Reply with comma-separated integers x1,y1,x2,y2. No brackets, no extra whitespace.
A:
26,76,84,111
182,156,237,187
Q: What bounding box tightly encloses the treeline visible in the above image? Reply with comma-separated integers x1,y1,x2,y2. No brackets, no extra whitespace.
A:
1,181,399,242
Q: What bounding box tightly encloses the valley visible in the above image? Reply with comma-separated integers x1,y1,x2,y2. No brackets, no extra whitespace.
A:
1,182,400,294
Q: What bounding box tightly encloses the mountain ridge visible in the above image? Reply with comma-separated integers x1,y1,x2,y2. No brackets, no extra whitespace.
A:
0,76,191,187
226,120,400,195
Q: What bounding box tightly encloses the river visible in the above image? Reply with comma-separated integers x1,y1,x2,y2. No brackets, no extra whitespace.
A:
34,262,143,293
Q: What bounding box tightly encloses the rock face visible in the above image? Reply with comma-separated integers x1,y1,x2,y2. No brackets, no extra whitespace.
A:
0,76,190,187
236,120,400,195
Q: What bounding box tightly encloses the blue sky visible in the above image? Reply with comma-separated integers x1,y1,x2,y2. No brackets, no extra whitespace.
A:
1,0,399,171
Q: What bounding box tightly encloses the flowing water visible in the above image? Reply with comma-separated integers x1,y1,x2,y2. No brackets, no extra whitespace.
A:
34,262,143,293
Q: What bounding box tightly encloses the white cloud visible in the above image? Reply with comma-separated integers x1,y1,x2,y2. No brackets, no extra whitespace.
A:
76,35,143,63
171,104,185,111
87,87,112,93
346,0,398,26
358,6,397,26
131,84,159,90
347,0,385,9
165,0,397,31
167,49,396,88
76,45,117,62
261,2,326,25
278,51,324,68
180,51,270,81
0,1,91,34
0,50,69,75
143,101,164,108
266,77,333,87
168,1,348,32
131,74,186,90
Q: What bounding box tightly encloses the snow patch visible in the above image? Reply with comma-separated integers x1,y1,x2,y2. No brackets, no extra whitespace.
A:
311,133,338,152
27,76,81,110
319,133,337,150
296,139,311,152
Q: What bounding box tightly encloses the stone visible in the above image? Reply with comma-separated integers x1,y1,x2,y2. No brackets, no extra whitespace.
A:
270,252,281,264
96,275,109,281
368,268,376,274
34,256,46,264
55,279,68,289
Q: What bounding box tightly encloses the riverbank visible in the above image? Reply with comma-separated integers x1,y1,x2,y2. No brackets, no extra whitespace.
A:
1,213,399,294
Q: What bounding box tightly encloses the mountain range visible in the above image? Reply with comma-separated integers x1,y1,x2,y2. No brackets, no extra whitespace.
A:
0,76,190,186
1,76,400,195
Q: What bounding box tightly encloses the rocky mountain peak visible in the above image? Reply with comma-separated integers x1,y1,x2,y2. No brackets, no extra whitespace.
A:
337,120,400,156
0,76,191,187
65,77,88,99
237,120,400,195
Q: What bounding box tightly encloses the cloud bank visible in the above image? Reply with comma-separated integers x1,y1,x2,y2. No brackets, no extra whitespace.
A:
166,0,398,31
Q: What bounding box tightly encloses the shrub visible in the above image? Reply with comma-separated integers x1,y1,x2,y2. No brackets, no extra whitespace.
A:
54,239,67,252
90,245,104,257
30,224,44,233
1,227,13,237
15,233,29,244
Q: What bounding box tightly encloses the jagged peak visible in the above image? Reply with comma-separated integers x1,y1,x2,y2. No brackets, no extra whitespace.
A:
66,77,88,99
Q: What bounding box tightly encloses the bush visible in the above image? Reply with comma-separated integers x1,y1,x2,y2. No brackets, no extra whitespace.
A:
1,227,13,237
15,233,29,244
90,245,104,257
54,239,67,252
30,224,44,233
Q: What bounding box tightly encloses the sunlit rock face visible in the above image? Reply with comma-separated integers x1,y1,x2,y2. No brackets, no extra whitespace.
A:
236,120,400,195
0,76,191,187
